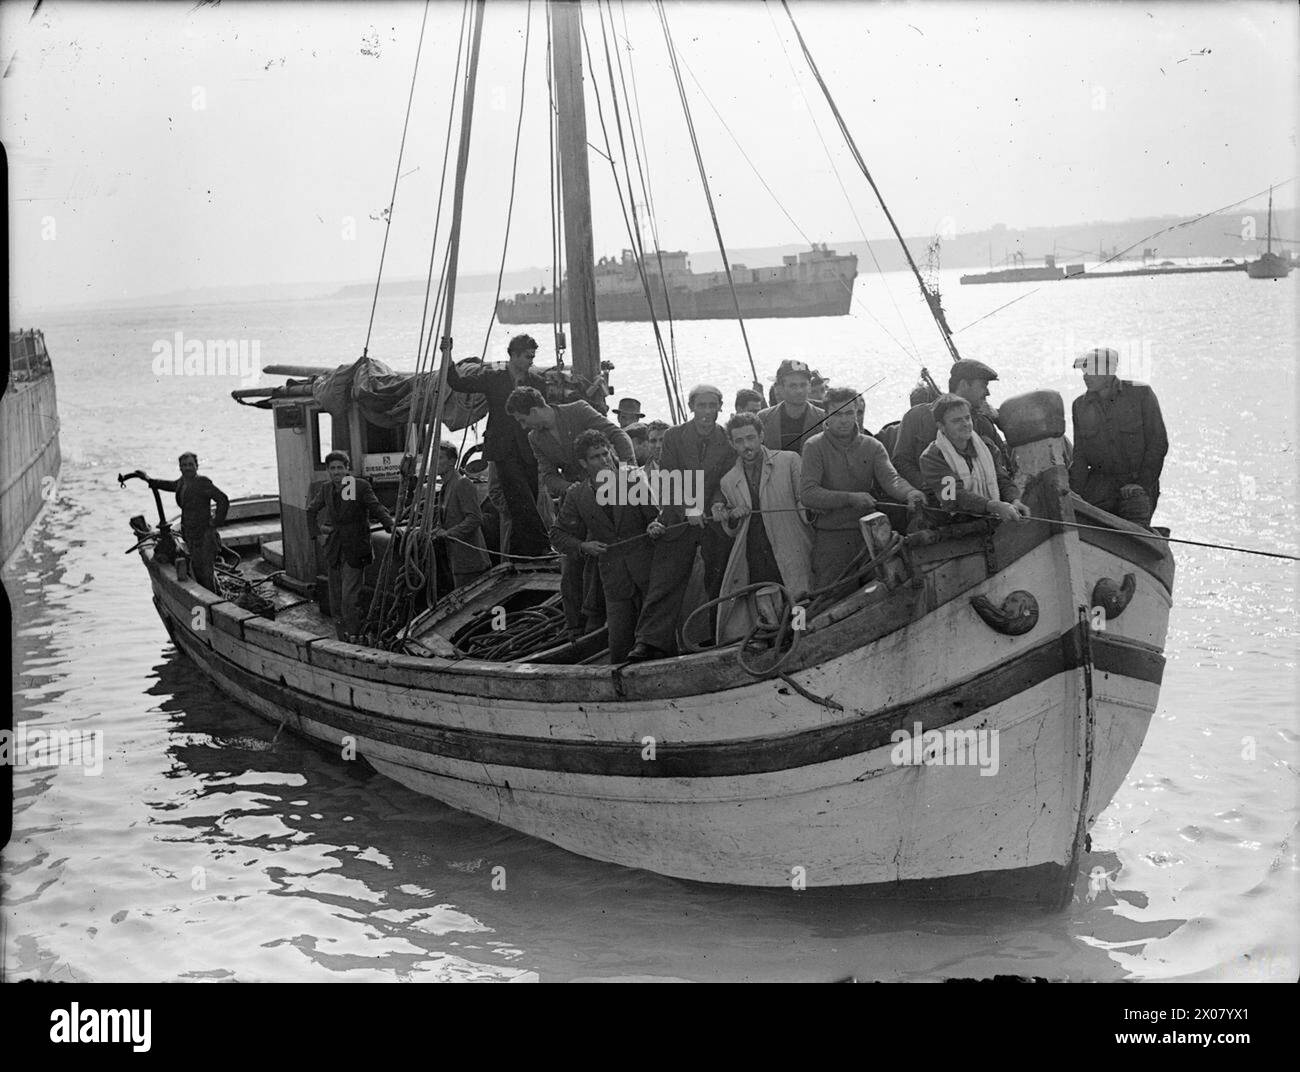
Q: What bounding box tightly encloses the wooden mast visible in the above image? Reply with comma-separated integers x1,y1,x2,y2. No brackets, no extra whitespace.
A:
550,0,601,383
1266,186,1274,255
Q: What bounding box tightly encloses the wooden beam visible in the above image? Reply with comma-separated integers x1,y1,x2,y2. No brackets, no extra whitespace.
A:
550,0,601,382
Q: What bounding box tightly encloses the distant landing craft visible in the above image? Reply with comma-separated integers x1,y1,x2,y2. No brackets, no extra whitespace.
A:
496,244,859,323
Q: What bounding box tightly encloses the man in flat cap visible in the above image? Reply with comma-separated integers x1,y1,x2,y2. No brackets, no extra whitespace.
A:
890,358,1010,492
756,359,826,453
615,398,645,428
627,383,735,661
1068,347,1167,525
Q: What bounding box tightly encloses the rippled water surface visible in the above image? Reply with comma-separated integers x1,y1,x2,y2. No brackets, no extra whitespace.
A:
5,269,1298,981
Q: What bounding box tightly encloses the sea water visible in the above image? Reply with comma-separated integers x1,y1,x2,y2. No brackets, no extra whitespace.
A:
4,266,1296,981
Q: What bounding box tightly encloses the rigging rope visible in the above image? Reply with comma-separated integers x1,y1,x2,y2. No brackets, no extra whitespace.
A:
762,2,923,363
366,1,470,640
614,0,686,402
477,0,535,364
673,30,923,370
583,13,686,423
654,0,761,389
362,0,433,358
779,0,958,377
1021,515,1300,562
598,0,686,416
545,4,566,356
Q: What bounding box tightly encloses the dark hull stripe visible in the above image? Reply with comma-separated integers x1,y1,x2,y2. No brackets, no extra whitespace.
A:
173,618,1163,779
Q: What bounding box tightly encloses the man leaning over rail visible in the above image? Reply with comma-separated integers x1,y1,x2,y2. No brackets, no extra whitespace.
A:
801,387,925,590
306,450,394,642
626,383,735,662
550,430,661,662
507,385,634,635
920,395,1029,525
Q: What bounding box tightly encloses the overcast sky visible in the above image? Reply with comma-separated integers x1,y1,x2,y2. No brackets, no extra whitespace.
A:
3,0,1296,310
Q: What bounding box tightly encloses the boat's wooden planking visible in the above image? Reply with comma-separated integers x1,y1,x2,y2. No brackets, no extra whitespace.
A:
147,530,1164,757
175,606,1148,889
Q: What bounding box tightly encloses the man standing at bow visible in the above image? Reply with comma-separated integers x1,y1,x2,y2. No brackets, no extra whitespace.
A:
132,452,229,591
1068,347,1168,526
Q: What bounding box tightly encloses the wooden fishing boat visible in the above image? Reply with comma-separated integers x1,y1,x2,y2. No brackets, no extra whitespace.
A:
124,1,1174,904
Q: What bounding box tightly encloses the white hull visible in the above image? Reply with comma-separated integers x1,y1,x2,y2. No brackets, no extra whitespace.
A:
146,478,1172,900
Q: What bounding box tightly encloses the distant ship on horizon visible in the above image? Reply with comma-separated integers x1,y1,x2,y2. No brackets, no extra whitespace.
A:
495,243,858,324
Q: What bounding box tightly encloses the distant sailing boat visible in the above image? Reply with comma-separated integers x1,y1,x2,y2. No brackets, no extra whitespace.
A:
1245,186,1292,279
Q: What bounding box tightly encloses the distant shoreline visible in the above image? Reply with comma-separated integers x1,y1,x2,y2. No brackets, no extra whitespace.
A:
17,205,1295,318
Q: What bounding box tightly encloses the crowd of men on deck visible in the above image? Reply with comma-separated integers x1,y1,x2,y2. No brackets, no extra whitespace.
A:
150,332,1167,656
430,333,1168,661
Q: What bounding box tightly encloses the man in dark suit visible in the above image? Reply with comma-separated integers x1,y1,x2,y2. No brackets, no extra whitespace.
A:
306,451,395,640
433,442,490,591
444,334,551,558
550,430,661,662
132,452,229,590
508,385,635,632
627,383,735,661
755,359,826,452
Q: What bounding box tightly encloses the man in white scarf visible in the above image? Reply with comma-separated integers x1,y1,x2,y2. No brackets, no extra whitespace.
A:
919,395,1029,523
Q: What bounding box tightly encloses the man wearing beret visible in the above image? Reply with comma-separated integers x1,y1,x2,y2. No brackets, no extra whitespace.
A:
627,383,735,661
891,358,1010,492
756,359,826,453
1068,347,1167,526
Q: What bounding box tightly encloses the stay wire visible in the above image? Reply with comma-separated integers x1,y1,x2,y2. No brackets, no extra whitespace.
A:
677,27,921,369
779,0,960,369
655,0,761,388
584,11,685,423
363,0,434,358
763,1,922,362
477,0,534,364
614,0,684,399
599,0,686,416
